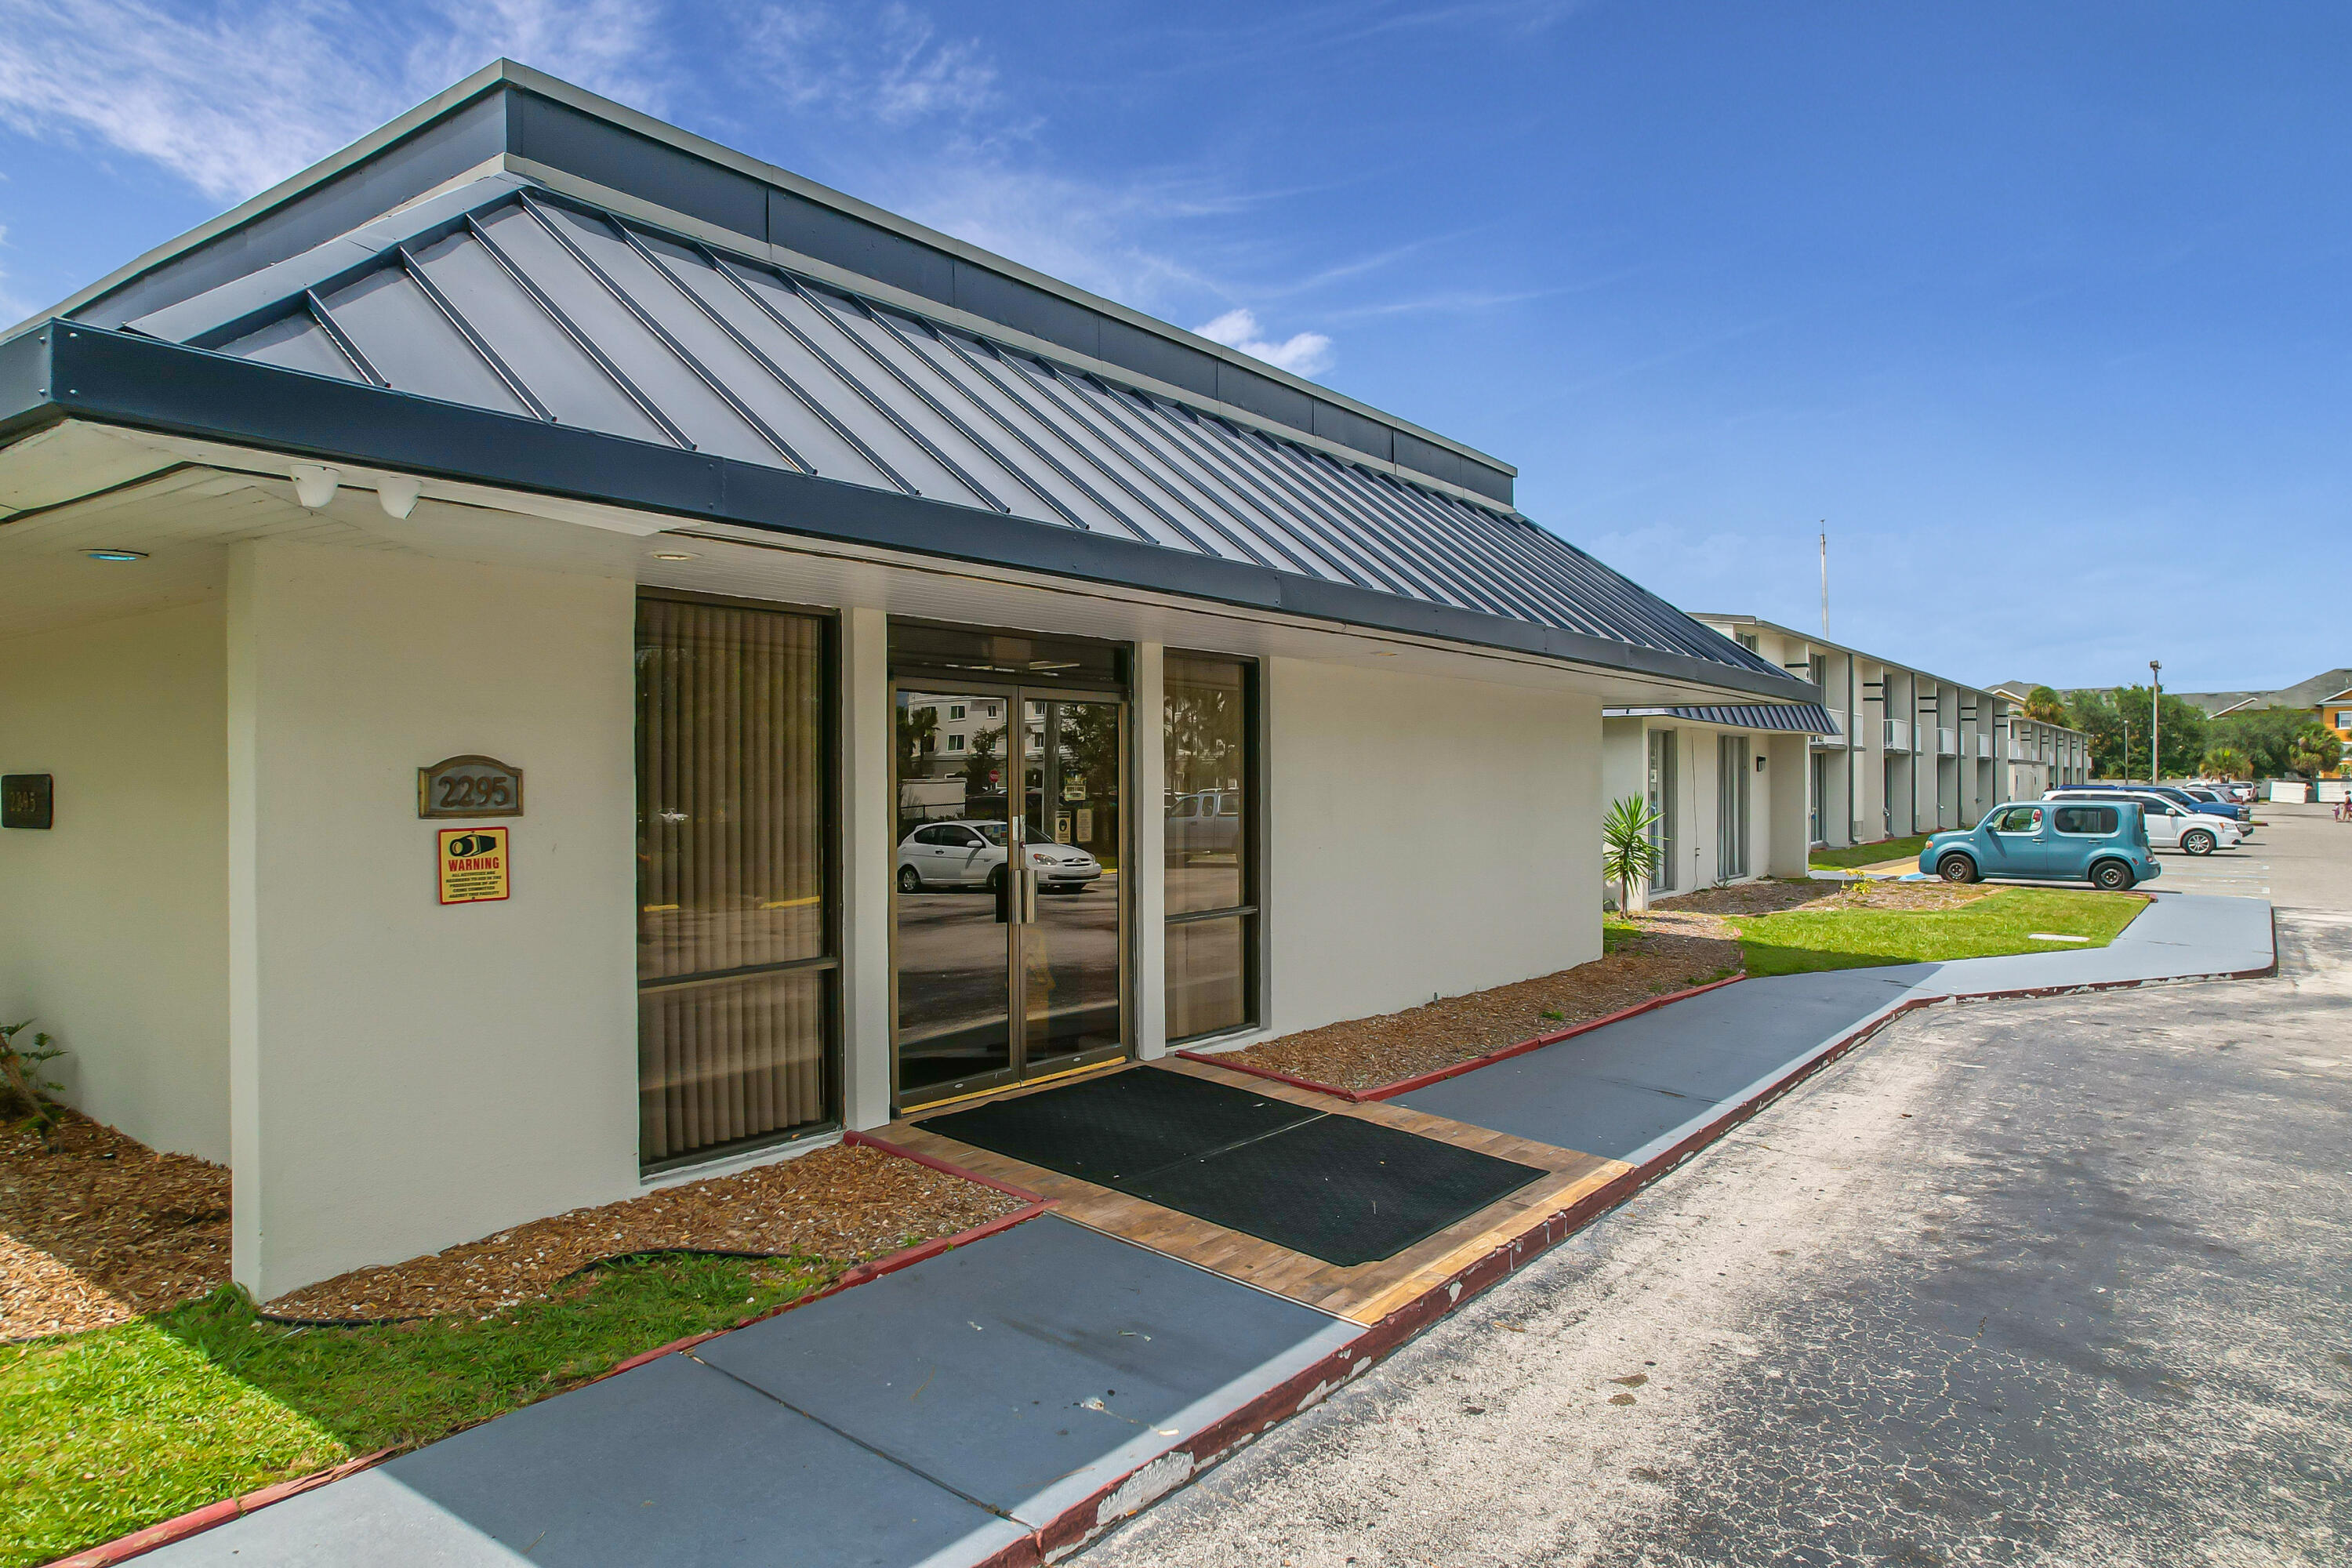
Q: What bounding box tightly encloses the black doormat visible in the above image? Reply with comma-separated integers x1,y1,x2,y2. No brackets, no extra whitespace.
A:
1123,1114,1545,1267
917,1068,1545,1266
917,1067,1318,1185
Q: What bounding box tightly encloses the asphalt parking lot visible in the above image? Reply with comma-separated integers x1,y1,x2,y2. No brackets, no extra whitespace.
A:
1080,804,2350,1567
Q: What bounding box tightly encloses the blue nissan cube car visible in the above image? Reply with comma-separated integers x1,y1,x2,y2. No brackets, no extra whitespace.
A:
1919,799,2161,891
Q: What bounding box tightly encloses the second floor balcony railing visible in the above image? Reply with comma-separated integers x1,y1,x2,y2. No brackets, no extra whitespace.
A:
1883,717,1910,752
1936,727,1958,756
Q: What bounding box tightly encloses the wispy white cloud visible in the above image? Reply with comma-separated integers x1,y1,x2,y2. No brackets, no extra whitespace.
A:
747,2,1000,129
0,223,31,323
0,0,672,201
1193,307,1334,378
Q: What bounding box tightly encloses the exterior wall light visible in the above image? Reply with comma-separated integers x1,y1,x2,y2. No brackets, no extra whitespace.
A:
85,549,148,562
377,474,423,520
290,463,340,510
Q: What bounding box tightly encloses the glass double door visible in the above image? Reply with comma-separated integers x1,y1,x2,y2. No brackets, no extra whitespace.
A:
892,683,1125,1108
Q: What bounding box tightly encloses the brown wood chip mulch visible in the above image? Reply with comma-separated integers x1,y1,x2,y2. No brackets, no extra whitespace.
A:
1215,878,2005,1096
1220,925,1744,1094
0,1111,230,1342
261,1143,1027,1324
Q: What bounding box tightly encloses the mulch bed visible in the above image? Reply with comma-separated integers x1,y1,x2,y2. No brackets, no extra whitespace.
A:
262,1143,1025,1323
4,1112,1024,1335
0,1111,230,1342
1650,876,1998,927
1216,926,1744,1094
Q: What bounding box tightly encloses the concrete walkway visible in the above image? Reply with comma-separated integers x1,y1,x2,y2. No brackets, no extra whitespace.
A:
135,892,2271,1568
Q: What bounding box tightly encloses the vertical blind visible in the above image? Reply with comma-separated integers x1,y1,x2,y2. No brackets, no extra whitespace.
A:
1164,653,1256,1042
637,597,834,1165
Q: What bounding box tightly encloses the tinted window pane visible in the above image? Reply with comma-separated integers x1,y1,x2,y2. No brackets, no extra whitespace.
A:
1165,654,1251,916
636,597,833,1164
1167,913,1250,1040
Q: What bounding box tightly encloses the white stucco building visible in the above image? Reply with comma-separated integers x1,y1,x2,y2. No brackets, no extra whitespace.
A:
0,64,1824,1300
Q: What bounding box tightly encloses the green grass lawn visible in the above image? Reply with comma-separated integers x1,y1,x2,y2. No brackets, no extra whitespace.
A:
1730,887,2145,976
0,1254,840,1567
1808,833,1935,870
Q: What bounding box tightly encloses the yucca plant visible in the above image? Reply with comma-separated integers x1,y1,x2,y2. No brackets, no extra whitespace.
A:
1602,794,1663,914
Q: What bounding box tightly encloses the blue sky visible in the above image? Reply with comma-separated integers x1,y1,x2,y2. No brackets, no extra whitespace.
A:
3,1,2345,693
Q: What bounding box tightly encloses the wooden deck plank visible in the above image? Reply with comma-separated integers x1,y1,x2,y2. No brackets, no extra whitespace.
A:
885,1060,1632,1324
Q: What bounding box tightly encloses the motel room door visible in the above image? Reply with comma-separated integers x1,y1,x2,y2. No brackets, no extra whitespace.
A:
890,678,1128,1110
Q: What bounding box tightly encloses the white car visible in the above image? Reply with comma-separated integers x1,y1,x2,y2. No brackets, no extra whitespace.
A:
2045,790,2240,855
896,819,1103,893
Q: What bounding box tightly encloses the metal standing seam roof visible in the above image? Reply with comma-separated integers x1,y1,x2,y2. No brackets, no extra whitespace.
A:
1604,702,1837,733
111,176,1798,684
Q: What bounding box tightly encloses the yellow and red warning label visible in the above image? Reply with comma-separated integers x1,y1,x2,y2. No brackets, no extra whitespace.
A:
437,826,510,905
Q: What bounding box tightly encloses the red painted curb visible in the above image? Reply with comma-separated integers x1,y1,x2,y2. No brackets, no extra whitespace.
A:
50,1448,397,1568
52,1136,1053,1568
1177,972,1748,1105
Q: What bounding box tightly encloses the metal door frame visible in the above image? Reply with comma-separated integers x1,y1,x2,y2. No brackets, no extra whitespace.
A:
888,673,1132,1112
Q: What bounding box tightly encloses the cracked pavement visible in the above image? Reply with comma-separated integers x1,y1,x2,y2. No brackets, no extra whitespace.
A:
1080,817,2350,1567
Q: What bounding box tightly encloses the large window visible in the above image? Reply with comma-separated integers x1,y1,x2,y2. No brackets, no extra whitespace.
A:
635,595,837,1169
1716,735,1751,880
1164,653,1258,1042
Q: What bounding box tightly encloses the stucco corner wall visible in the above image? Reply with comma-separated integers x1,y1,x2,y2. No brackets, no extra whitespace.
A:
229,539,637,1299
1263,658,1600,1036
0,600,230,1163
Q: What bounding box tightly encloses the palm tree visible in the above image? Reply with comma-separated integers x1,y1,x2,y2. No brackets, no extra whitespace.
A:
2288,721,2343,780
2198,745,2249,781
2023,685,2070,726
1602,795,1663,914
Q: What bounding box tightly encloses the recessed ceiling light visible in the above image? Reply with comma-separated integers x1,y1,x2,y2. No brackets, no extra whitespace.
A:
1370,649,1399,657
650,550,699,561
86,549,147,562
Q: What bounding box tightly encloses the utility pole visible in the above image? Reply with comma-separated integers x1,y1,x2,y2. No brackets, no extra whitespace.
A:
2149,660,2162,784
1819,528,1829,637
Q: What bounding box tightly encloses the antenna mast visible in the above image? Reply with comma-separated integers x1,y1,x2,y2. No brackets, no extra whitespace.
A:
1819,528,1829,636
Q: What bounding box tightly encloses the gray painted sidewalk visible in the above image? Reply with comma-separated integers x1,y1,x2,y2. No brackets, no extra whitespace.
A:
136,892,2270,1568
1400,891,2273,1162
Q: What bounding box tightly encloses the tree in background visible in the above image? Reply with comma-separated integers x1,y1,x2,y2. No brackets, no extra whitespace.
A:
2287,722,2347,779
2091,686,2209,779
2023,685,2070,725
2063,688,2130,776
2198,745,2250,780
2208,707,2314,777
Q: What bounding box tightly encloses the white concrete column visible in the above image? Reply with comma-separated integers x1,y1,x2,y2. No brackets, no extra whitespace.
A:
1132,643,1167,1059
838,605,894,1128
1765,735,1809,877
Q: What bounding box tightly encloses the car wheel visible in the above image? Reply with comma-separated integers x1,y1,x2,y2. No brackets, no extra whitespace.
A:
1937,852,1978,884
2181,829,2216,856
2090,858,2135,891
897,865,923,893
986,865,1007,894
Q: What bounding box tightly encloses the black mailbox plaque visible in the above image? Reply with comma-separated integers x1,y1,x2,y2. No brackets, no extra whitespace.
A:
2,774,53,829
417,756,524,818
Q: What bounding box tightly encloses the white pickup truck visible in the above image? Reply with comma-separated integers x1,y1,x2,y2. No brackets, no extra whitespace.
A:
2045,789,2241,855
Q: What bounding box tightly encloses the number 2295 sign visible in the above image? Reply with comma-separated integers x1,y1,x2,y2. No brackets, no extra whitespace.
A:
418,755,523,818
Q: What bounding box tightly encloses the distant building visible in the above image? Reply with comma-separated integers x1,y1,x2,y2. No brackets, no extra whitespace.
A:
2172,667,2352,719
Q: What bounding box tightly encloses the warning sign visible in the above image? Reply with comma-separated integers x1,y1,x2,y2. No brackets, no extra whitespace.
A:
437,826,510,905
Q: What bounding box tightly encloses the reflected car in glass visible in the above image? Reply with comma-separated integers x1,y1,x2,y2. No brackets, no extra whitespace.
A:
895,820,1102,893
1166,789,1243,861
1920,800,2160,891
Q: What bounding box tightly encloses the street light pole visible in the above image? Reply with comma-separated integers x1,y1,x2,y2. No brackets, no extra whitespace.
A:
2149,660,2162,784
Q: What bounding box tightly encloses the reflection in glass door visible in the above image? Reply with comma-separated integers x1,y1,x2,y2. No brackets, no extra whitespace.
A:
1022,699,1123,1069
892,684,1126,1107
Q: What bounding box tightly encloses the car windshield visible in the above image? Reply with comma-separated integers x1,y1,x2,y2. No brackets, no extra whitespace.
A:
967,822,1011,845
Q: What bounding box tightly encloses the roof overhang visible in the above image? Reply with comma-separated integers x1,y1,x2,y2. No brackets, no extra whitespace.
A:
0,325,1820,708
